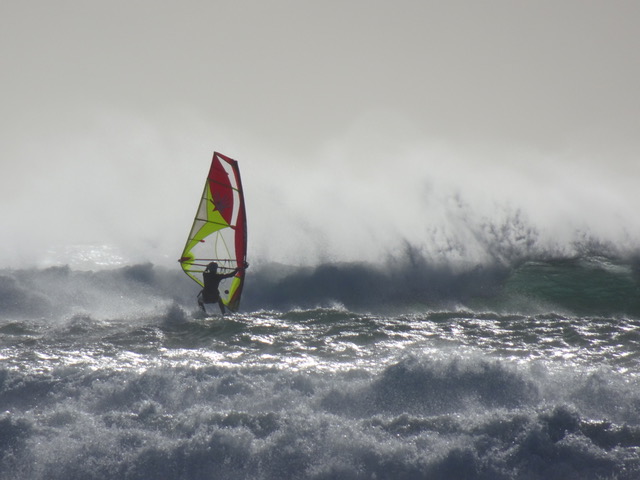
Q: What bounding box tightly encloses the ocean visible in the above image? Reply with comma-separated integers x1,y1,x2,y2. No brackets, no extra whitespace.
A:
1,253,640,479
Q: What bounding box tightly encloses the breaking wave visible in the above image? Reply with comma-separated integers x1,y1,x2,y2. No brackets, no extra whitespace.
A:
2,247,639,319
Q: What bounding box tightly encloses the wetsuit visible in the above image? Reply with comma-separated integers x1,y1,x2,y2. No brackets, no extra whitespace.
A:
198,266,238,314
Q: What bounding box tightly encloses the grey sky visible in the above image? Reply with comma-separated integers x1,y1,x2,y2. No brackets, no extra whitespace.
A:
1,1,639,267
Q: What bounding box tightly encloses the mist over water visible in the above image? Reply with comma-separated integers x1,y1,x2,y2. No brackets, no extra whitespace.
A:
1,107,639,271
245,126,640,270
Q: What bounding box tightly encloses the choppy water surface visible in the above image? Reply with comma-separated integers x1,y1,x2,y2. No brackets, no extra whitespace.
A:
1,260,640,479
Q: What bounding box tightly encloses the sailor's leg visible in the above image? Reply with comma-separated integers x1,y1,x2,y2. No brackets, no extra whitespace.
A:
197,291,206,313
218,299,226,315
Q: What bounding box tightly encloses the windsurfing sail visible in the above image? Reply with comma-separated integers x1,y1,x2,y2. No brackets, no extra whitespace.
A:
179,152,248,311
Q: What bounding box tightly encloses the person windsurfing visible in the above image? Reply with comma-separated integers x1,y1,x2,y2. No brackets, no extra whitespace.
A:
197,261,248,314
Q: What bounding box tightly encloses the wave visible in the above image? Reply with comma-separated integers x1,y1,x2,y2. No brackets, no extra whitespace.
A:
2,353,640,479
502,256,640,315
245,251,640,316
1,249,639,319
321,355,541,417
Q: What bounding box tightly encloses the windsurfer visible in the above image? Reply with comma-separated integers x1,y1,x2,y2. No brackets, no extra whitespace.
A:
197,261,248,314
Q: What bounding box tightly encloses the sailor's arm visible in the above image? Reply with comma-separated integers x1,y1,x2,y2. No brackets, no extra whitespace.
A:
221,262,249,279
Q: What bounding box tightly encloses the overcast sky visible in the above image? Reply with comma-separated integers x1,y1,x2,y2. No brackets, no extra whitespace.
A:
1,1,639,268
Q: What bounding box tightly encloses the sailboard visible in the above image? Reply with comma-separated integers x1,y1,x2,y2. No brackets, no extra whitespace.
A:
179,152,248,311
